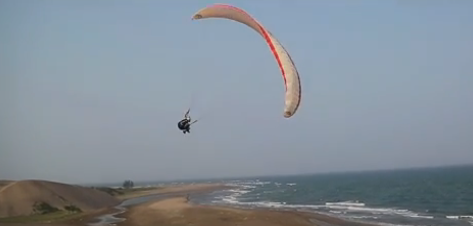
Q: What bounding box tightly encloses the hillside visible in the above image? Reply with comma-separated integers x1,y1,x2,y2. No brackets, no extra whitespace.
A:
0,180,120,218
0,180,13,190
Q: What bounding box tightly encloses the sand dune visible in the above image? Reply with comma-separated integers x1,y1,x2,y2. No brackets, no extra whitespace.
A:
0,180,120,218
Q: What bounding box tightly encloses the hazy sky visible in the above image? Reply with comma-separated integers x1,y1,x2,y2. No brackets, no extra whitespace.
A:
1,1,472,184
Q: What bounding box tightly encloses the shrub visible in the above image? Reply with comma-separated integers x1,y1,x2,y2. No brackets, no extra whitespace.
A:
64,205,82,213
33,202,59,214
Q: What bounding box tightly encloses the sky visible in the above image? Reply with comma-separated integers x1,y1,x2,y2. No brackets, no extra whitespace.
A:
1,0,472,184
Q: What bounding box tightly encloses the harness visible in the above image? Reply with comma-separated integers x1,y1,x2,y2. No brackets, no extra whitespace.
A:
178,119,190,130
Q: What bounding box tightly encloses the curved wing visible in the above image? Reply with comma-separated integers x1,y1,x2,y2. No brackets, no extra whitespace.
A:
192,4,302,118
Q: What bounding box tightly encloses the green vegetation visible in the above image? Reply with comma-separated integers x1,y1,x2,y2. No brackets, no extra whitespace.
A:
0,202,84,223
33,202,59,214
0,210,83,223
64,204,82,213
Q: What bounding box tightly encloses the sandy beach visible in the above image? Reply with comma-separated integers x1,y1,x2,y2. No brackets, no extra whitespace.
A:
119,196,378,226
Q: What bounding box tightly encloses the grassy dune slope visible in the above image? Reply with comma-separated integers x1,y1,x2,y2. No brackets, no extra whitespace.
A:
0,180,120,218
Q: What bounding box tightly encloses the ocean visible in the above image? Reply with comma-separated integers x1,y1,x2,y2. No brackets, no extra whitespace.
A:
192,165,473,226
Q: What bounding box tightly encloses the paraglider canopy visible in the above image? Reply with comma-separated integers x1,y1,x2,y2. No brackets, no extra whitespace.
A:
191,4,302,118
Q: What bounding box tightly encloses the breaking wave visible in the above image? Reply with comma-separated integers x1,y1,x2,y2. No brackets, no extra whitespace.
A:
201,179,473,226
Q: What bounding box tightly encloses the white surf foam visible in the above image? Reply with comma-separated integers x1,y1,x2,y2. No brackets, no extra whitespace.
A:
446,215,473,225
217,180,450,226
326,200,365,207
446,215,473,220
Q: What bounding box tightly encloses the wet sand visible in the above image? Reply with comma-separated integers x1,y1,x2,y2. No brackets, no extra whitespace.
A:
119,196,378,226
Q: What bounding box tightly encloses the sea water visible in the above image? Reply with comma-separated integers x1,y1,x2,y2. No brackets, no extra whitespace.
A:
194,165,473,226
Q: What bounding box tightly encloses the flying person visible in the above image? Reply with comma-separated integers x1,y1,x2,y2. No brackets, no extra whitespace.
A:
177,109,195,134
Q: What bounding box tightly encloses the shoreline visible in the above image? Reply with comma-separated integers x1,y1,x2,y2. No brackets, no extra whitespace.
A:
116,195,380,226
